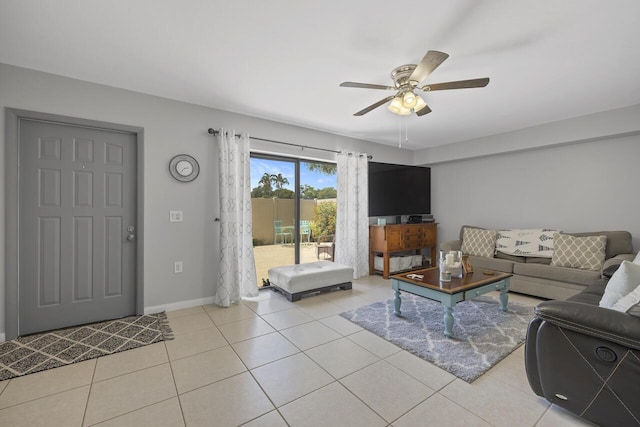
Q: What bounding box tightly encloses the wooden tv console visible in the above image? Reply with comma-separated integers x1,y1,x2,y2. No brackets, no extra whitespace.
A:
369,223,438,279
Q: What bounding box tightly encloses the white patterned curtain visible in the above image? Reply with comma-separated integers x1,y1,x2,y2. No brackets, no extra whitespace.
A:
215,129,258,306
335,151,369,278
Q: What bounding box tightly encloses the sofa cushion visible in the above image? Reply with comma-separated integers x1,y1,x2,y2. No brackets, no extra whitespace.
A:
513,263,601,287
461,228,497,258
467,255,514,273
510,275,587,300
495,252,525,263
600,261,640,308
496,229,557,258
551,233,606,271
567,230,632,259
525,257,552,265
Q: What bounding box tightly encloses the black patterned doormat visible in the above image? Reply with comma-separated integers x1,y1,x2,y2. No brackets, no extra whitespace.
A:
0,312,173,381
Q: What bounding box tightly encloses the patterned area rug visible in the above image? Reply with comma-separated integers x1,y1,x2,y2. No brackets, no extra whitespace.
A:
0,313,173,381
340,295,533,382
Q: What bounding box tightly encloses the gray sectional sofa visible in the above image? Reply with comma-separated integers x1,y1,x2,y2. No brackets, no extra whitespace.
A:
441,226,635,300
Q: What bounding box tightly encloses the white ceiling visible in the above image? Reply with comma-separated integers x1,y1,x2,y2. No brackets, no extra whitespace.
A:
2,1,640,150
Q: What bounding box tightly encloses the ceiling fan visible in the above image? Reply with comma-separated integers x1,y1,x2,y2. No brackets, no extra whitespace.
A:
340,50,489,117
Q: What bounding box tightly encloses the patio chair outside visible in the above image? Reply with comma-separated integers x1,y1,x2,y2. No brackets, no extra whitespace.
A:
316,234,335,260
274,220,292,244
300,220,311,243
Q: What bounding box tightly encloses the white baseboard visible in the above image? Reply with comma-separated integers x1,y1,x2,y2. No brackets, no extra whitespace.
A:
144,296,217,315
0,333,5,342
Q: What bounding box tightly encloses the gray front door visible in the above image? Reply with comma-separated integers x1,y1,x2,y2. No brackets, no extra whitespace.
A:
18,119,137,335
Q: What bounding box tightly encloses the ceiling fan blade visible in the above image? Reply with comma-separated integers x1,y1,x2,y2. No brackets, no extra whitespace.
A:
416,104,432,117
354,96,395,116
409,50,449,83
340,82,396,90
422,77,490,91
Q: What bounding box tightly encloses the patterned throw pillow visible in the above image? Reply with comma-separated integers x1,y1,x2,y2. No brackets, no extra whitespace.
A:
495,229,558,258
461,228,497,258
551,233,606,271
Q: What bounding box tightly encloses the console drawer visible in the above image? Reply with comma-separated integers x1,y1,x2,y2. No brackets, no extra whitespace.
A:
465,280,509,299
403,233,424,248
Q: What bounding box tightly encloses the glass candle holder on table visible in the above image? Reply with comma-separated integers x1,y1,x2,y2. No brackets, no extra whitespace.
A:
439,250,463,281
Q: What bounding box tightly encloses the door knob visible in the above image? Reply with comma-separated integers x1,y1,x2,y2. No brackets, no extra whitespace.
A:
127,233,135,241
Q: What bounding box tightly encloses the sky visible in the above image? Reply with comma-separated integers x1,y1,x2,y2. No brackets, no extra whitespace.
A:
250,158,337,190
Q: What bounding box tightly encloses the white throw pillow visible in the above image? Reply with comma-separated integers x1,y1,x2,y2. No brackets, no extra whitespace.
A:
633,252,640,265
600,261,640,308
611,283,640,313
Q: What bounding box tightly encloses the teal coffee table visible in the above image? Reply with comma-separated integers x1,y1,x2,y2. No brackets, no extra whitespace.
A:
391,267,512,338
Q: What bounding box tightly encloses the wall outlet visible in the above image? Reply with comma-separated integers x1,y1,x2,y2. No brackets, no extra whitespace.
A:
174,261,183,274
170,211,183,222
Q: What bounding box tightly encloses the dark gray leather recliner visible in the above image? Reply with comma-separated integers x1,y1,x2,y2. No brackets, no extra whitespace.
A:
525,282,640,427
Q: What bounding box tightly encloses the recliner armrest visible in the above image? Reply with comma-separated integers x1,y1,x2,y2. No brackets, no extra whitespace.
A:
534,300,640,350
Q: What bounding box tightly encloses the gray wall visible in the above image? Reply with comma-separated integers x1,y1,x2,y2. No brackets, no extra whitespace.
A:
431,136,640,251
3,62,639,338
0,63,412,337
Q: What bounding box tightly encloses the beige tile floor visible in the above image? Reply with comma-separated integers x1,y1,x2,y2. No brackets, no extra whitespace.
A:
0,275,596,427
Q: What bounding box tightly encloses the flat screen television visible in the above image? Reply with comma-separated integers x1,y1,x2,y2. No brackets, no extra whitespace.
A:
368,162,431,217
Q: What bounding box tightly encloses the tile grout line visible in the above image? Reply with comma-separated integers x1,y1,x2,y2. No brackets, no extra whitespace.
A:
336,357,434,425
163,340,188,427
437,392,497,426
0,378,10,398
0,382,91,412
226,300,372,425
533,402,554,427
83,396,179,427
210,309,287,426
181,287,545,425
82,361,176,426
80,358,98,427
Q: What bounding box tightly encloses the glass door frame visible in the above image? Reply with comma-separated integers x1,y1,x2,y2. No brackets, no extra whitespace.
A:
251,153,301,263
250,152,336,264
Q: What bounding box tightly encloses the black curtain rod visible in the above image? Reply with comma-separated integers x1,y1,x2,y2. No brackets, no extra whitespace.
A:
207,128,372,159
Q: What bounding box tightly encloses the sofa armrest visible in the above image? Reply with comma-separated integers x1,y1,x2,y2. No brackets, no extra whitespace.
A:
534,300,640,350
603,253,636,270
602,254,637,278
440,240,461,252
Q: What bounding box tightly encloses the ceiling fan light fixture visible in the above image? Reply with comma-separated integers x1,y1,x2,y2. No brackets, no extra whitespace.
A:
402,91,417,108
388,96,412,115
413,95,427,112
387,96,403,114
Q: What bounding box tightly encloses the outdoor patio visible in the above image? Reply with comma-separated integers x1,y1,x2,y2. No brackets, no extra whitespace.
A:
253,243,331,286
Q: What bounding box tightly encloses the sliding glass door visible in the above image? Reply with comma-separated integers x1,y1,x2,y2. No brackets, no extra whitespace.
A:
250,154,337,287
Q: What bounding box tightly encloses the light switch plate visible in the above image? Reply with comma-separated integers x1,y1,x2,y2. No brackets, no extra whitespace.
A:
174,261,183,274
170,211,183,222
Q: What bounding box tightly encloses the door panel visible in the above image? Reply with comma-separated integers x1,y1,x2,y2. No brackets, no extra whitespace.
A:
74,216,93,301
19,119,137,335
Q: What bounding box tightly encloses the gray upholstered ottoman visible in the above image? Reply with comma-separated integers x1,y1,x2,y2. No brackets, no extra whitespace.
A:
268,261,353,301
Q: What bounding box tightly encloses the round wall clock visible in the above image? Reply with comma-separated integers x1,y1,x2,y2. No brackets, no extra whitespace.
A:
169,154,200,182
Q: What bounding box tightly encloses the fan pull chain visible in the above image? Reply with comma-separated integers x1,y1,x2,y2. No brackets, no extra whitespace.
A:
398,116,409,149
405,117,409,148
